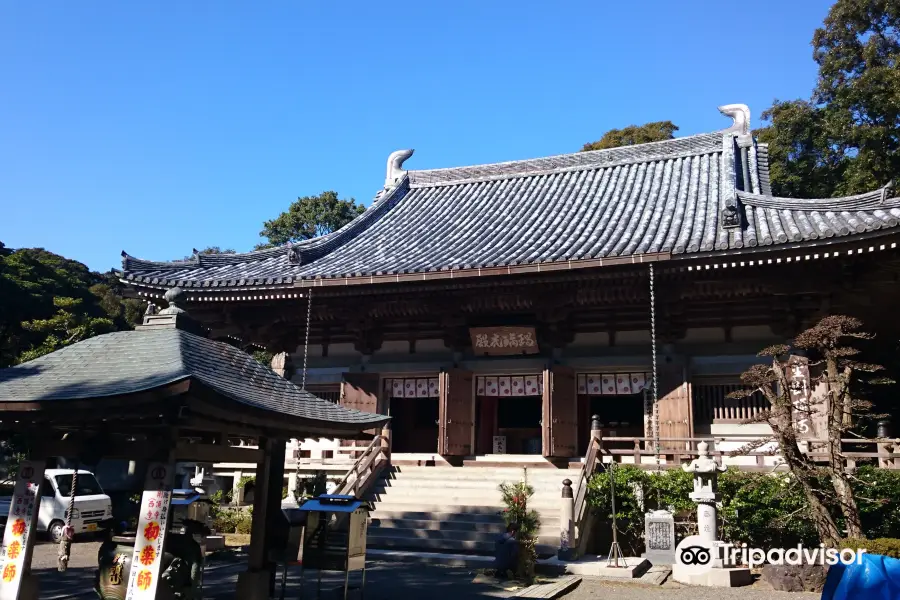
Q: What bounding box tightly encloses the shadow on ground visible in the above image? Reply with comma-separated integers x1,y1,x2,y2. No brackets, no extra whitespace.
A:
34,561,516,599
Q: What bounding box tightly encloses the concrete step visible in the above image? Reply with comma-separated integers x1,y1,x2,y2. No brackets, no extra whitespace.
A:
370,498,563,512
366,532,557,556
369,517,508,533
369,507,505,521
369,518,563,536
366,548,494,568
367,525,562,547
371,486,563,500
377,476,580,489
386,467,581,479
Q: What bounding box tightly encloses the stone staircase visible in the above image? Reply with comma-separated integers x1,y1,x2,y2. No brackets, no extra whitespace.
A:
365,464,583,558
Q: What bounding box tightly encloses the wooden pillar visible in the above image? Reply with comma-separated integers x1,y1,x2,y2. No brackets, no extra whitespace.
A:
381,424,392,465
656,360,692,451
236,436,286,600
542,365,577,457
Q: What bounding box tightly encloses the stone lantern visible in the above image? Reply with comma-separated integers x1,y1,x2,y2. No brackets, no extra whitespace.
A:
682,440,726,542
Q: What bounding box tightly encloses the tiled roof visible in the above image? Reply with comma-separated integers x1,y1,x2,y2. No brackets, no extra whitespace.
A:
121,110,900,290
0,327,388,429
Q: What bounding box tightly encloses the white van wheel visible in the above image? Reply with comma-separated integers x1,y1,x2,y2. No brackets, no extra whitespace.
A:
48,520,65,544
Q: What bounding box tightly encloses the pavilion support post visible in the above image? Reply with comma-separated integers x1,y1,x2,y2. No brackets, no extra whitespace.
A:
4,454,47,600
381,424,392,465
237,436,286,600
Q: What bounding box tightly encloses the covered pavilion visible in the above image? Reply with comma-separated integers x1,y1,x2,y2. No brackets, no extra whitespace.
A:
0,287,389,600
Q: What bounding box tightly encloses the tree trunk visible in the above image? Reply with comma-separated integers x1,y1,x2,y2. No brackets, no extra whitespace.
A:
825,358,863,538
779,434,843,547
764,364,844,547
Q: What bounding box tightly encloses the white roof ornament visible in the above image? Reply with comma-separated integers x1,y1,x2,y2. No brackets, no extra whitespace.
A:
718,104,751,135
385,149,414,188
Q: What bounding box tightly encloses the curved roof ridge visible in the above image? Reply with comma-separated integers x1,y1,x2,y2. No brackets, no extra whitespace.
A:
121,176,412,271
409,131,724,187
738,183,897,211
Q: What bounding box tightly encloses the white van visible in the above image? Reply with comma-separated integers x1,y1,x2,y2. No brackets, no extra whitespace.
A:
37,469,113,542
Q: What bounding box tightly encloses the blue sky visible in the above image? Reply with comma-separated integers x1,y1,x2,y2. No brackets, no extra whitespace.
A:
1,1,834,272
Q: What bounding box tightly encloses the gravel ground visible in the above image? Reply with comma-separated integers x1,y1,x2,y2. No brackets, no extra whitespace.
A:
561,577,820,599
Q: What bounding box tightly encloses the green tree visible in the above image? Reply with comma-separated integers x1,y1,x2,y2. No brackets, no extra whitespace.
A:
16,297,116,363
0,244,145,366
581,121,679,152
758,0,899,197
181,246,237,261
257,191,365,248
756,100,847,198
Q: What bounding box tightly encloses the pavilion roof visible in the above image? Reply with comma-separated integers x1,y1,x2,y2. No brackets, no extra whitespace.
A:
0,319,388,431
120,104,900,292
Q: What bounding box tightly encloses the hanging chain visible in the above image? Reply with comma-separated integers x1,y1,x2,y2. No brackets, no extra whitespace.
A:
301,289,312,391
57,467,79,571
649,264,661,475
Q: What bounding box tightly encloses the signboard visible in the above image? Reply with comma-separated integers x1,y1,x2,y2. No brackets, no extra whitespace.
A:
470,327,539,356
125,462,174,600
0,461,45,600
492,436,507,454
787,355,820,439
346,507,368,571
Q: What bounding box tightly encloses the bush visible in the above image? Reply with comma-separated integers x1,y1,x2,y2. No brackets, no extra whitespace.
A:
586,465,694,555
295,471,328,502
587,465,900,552
498,481,540,584
853,466,900,539
842,537,900,559
718,470,819,549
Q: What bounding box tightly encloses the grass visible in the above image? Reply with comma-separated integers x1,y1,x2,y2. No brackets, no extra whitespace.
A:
224,533,252,548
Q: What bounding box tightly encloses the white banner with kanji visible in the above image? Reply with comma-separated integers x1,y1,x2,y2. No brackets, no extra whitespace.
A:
0,460,45,600
125,462,174,599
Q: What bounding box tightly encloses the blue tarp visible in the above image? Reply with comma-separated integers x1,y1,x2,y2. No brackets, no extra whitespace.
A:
821,553,900,600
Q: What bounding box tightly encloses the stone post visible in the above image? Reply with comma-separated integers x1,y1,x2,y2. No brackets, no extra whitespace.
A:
682,440,725,542
232,470,244,505
674,440,752,587
558,479,575,560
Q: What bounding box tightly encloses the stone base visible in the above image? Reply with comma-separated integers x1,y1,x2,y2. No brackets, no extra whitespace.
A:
543,555,650,578
236,567,276,600
204,535,226,551
672,564,752,587
642,551,676,566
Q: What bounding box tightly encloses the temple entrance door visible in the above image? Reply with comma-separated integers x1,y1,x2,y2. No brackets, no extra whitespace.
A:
439,369,474,456
657,363,693,448
542,365,578,458
340,372,381,445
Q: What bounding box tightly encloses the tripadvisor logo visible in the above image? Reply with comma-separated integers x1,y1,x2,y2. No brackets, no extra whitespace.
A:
675,536,716,575
675,535,867,572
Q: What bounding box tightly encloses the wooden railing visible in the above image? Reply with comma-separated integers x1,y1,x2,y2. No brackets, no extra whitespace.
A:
333,430,391,498
571,432,601,558
594,435,900,470
692,383,770,424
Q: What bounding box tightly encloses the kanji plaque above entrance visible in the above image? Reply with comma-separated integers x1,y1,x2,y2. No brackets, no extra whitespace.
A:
470,327,539,356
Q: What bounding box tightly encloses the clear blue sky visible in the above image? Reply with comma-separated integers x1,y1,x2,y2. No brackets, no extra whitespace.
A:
1,1,834,272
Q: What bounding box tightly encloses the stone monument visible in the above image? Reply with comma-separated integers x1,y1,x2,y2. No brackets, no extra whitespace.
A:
643,509,675,565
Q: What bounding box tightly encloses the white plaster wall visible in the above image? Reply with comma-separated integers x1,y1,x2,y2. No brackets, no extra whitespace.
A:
682,328,726,344
569,332,610,347
415,339,450,353
616,330,651,345
374,340,410,356
327,343,359,357
731,325,777,341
